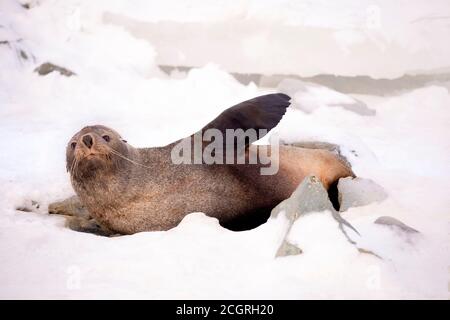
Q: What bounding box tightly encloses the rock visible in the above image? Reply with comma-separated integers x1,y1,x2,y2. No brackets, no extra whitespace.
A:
272,176,335,220
357,248,382,259
374,216,419,234
338,177,388,212
48,195,90,219
271,175,359,257
0,38,35,64
276,240,303,257
34,62,76,77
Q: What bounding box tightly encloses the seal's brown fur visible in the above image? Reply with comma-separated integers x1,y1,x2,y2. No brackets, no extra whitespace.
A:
66,94,353,234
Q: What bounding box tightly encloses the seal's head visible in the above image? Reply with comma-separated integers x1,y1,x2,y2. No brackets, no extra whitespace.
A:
66,125,129,181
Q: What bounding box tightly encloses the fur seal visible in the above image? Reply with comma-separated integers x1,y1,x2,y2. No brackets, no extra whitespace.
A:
63,93,354,234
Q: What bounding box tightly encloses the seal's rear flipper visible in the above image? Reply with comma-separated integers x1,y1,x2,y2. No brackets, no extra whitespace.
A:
200,93,291,148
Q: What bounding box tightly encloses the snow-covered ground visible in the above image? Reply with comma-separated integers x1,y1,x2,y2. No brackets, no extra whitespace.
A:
0,0,449,299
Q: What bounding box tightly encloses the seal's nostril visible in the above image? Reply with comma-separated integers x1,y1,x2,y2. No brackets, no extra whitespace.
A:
82,134,93,148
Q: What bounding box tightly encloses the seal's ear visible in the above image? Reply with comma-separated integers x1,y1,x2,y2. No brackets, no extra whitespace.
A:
200,93,291,147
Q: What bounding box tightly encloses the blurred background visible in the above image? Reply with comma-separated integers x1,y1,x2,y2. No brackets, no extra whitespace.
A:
103,0,450,93
3,0,450,91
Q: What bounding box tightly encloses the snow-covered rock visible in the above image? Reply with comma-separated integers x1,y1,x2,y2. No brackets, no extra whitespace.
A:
34,62,76,77
271,175,359,257
374,216,419,234
338,177,388,212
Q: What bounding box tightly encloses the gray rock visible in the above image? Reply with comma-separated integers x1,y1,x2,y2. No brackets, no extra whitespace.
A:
34,62,76,77
374,216,419,234
338,177,388,212
271,175,359,257
0,38,35,64
276,240,303,257
271,176,335,220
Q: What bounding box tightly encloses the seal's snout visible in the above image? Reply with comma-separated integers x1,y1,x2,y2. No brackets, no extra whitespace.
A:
82,134,93,148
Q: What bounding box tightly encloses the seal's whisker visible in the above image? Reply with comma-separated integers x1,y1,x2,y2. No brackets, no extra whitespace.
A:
69,158,77,177
74,159,80,176
107,147,153,169
69,156,76,174
72,158,79,178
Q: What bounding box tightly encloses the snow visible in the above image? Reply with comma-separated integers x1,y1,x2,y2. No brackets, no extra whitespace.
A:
278,78,375,115
0,0,449,299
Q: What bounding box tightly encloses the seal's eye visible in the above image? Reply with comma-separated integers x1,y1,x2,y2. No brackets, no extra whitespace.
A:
70,142,77,150
102,135,110,142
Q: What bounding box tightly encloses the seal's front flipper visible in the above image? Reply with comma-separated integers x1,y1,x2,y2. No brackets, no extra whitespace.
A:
48,195,90,219
168,93,290,162
200,93,291,148
65,217,115,237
